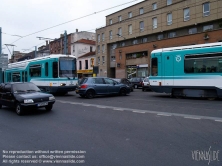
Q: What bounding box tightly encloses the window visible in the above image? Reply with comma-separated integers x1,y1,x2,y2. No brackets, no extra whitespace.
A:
168,32,176,38
98,57,100,65
53,62,58,78
85,60,88,69
104,78,115,84
118,28,122,36
203,25,213,31
22,72,25,82
97,45,100,53
128,12,132,18
79,61,82,70
140,8,144,15
133,39,138,45
109,19,112,25
97,34,100,42
102,56,105,64
25,71,27,82
167,0,172,5
119,54,122,60
118,16,122,22
189,27,197,34
167,13,172,25
140,21,144,31
157,34,163,40
90,46,93,52
102,33,104,41
153,3,157,10
29,64,41,77
142,38,147,43
12,72,20,82
203,2,210,16
151,58,158,76
153,17,157,29
102,45,105,53
121,42,125,47
109,31,112,40
184,8,190,21
45,62,48,76
184,53,222,73
92,78,104,84
128,24,132,34
111,56,115,61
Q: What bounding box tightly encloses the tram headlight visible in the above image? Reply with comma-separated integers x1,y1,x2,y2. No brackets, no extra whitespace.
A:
24,99,34,103
60,83,66,86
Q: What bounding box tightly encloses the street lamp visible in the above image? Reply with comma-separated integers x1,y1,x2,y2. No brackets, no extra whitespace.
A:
116,33,126,39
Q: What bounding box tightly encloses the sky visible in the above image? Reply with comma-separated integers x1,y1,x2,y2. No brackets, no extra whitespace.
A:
0,0,144,59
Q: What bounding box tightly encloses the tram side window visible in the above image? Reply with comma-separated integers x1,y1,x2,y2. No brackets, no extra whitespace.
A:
151,58,158,76
30,64,41,77
53,62,58,78
25,71,28,82
45,62,48,77
184,53,222,73
12,72,21,82
7,73,11,82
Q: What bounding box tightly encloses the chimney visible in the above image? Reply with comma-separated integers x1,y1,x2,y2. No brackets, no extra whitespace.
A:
76,29,78,32
46,40,48,45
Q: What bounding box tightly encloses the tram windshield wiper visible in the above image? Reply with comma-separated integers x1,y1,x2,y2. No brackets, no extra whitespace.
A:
63,74,70,80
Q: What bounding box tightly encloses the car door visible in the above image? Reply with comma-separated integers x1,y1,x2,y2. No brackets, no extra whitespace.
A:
3,84,13,107
92,78,107,94
104,78,119,94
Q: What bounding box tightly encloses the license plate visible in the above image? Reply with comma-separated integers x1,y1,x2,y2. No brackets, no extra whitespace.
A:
76,90,79,93
38,102,48,107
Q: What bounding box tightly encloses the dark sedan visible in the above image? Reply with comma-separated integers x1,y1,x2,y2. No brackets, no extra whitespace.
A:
76,77,131,98
0,82,55,115
113,78,134,92
130,77,144,89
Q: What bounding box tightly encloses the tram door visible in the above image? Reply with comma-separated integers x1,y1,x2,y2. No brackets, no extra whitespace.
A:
164,55,174,86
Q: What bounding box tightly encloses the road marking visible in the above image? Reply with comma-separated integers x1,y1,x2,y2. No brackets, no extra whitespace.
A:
184,117,201,120
215,120,222,122
157,114,172,116
57,100,222,122
132,111,146,114
113,109,124,111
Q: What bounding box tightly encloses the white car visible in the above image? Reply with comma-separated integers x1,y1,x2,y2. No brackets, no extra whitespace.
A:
142,77,150,91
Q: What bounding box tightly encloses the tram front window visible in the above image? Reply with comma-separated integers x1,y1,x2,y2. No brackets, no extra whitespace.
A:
59,58,76,78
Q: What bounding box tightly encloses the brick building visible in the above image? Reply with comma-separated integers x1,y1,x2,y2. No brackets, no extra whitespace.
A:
96,0,222,78
9,51,26,63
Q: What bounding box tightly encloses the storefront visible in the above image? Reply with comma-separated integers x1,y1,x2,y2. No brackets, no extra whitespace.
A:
77,69,93,78
126,64,148,78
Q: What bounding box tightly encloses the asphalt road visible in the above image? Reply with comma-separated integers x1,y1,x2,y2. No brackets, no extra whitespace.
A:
0,89,222,166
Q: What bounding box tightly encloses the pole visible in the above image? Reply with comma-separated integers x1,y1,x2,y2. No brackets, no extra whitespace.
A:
35,46,37,58
0,27,2,54
64,30,67,55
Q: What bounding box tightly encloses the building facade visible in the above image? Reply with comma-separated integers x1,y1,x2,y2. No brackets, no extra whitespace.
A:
96,0,222,78
9,51,26,63
77,51,96,78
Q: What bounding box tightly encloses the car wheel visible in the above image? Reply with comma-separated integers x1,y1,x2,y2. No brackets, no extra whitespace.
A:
85,90,95,99
79,94,85,98
45,105,53,111
120,88,127,96
15,103,24,116
142,88,144,91
131,88,134,92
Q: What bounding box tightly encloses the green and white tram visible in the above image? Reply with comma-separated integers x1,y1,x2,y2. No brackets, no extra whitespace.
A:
4,54,77,94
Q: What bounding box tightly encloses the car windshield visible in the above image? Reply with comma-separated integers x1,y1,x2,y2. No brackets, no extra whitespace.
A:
113,79,121,83
131,78,141,82
79,78,88,85
12,83,41,93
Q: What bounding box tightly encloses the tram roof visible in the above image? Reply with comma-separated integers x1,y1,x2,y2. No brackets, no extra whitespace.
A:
7,54,76,70
151,42,222,54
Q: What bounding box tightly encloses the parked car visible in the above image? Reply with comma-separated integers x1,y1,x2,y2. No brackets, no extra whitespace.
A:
0,82,55,115
76,77,131,98
113,78,134,92
142,77,150,91
130,77,144,89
